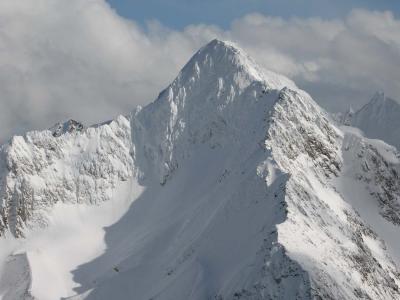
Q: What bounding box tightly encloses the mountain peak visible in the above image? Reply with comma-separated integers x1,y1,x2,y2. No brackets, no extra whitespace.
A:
50,119,84,137
199,38,244,57
351,91,400,149
203,38,238,51
176,39,296,96
346,104,354,114
360,90,400,113
199,39,254,64
135,40,299,185
370,90,386,105
183,38,263,81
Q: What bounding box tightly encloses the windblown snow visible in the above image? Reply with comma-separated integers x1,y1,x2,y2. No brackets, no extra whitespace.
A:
0,39,400,300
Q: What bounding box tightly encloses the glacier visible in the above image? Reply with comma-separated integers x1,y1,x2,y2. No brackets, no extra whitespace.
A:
0,39,400,299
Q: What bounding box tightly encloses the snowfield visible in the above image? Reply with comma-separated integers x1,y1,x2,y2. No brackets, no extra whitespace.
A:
0,39,400,299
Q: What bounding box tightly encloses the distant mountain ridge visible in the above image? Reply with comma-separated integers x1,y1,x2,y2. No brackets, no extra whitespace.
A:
346,91,400,150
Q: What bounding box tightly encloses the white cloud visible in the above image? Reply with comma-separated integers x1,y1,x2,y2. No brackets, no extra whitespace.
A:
0,0,209,141
0,0,399,141
226,11,400,111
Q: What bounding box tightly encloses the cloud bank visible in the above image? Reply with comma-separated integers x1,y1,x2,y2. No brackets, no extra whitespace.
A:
0,0,399,141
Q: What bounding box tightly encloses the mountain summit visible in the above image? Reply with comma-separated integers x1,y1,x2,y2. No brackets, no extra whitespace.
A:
1,40,400,300
350,91,400,149
176,39,297,92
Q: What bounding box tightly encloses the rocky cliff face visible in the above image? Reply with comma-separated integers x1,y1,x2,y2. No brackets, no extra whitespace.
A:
341,130,400,226
0,115,134,237
1,39,400,300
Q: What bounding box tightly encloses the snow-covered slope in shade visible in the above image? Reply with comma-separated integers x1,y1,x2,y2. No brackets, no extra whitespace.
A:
350,91,400,150
0,39,400,299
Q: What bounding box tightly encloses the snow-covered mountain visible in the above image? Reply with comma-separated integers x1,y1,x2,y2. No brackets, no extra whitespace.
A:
334,105,354,126
1,39,400,300
349,91,400,150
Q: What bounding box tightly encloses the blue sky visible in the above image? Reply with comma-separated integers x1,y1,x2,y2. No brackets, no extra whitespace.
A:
106,0,400,29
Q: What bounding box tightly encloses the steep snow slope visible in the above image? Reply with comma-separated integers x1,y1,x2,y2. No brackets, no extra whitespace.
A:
268,90,400,300
130,39,296,185
334,127,400,260
0,39,400,300
350,91,400,150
